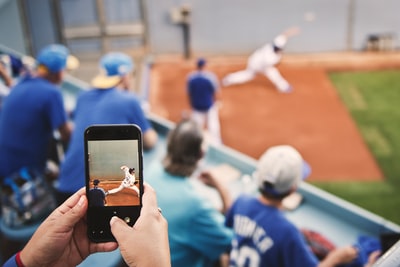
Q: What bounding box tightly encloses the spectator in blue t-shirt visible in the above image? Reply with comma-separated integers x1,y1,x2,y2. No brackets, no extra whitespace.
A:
187,58,222,145
55,52,158,204
0,44,75,180
225,145,379,267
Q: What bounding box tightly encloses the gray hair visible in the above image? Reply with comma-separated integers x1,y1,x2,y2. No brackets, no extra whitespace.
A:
163,119,204,177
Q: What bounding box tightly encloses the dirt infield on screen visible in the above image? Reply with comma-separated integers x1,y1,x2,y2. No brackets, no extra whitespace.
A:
89,180,140,206
148,56,386,182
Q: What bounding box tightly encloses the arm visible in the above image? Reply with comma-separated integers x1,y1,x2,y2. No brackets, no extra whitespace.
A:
0,62,13,87
57,120,72,142
282,26,301,39
318,246,358,267
143,128,158,150
198,170,232,213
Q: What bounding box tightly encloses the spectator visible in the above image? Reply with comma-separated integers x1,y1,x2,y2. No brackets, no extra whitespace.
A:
222,27,300,93
55,52,158,205
187,58,222,145
3,184,171,267
0,56,13,109
0,44,74,180
225,145,379,267
0,55,13,87
146,118,233,267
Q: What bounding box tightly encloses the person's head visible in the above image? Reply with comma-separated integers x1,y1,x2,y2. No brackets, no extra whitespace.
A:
196,58,206,70
255,145,311,200
36,44,78,84
272,35,287,53
91,52,134,90
163,118,204,177
93,179,100,187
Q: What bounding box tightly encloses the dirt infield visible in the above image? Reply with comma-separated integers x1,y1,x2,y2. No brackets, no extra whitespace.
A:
148,53,400,182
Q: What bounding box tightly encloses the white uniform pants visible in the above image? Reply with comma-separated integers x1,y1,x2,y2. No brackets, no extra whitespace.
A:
108,183,139,195
191,104,222,145
222,66,290,92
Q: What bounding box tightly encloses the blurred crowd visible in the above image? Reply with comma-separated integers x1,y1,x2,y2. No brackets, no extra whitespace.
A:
0,43,384,267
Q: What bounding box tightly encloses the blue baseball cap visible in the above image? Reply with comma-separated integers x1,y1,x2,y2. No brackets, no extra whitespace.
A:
91,52,134,89
197,58,206,68
37,44,79,73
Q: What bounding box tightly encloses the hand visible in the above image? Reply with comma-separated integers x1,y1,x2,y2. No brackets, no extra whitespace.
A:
20,188,118,267
110,183,171,267
364,250,381,267
319,246,358,267
198,170,219,188
198,170,232,213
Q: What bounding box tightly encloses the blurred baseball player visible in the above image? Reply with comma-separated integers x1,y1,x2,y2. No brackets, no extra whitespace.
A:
107,165,139,196
88,179,107,207
222,27,300,93
187,58,222,145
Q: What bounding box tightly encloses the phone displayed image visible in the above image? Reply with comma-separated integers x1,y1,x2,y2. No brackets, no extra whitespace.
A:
84,124,143,242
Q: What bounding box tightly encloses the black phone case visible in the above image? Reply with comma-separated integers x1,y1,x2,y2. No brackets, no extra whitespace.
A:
84,124,143,243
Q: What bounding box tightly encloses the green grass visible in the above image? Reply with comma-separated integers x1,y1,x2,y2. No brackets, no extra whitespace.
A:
312,70,400,225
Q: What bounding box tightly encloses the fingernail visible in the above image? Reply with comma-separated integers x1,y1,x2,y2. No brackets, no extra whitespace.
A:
78,196,85,206
110,216,117,226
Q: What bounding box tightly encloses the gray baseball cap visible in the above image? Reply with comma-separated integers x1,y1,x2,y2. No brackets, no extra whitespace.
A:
254,145,311,195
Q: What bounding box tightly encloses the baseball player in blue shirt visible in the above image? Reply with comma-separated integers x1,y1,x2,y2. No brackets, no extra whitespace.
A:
187,58,222,145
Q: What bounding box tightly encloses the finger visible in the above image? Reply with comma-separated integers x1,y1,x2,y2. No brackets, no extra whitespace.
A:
367,250,381,264
91,241,118,253
110,216,132,243
56,187,86,215
54,188,87,227
141,183,159,215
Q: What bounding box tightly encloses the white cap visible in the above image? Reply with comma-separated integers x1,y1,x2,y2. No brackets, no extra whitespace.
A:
254,145,311,195
273,35,287,49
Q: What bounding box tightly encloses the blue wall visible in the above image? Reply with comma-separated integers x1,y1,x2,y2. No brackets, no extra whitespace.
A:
24,0,58,56
1,0,400,56
146,0,400,55
0,0,26,54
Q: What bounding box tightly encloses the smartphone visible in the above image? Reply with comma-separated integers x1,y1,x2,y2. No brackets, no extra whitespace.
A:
84,124,143,242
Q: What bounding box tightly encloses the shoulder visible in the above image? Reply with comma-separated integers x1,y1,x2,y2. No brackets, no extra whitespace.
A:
232,194,257,208
117,90,142,104
187,71,200,82
256,43,274,54
18,76,57,91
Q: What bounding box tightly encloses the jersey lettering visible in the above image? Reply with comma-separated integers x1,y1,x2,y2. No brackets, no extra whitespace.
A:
232,215,274,253
230,239,260,267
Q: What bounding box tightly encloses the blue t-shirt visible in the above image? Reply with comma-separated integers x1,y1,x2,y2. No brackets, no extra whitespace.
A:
146,162,233,267
187,71,219,111
225,195,319,267
0,76,67,178
88,187,107,207
57,88,151,193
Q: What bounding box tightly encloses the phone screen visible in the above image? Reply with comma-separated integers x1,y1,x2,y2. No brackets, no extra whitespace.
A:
85,124,143,242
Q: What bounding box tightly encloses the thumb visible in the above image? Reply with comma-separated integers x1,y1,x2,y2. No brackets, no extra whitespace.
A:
110,216,131,242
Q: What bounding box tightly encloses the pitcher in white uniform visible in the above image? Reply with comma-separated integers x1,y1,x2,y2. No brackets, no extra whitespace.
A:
222,27,300,93
107,165,139,196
